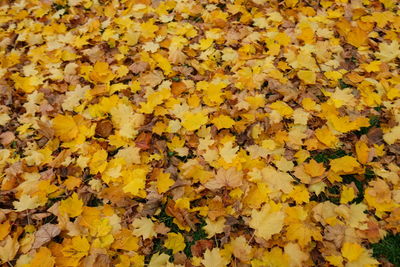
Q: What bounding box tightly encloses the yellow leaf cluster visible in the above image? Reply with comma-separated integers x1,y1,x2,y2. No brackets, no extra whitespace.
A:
2,0,400,266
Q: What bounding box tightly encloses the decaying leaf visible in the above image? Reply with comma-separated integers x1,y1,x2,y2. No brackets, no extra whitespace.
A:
32,224,61,249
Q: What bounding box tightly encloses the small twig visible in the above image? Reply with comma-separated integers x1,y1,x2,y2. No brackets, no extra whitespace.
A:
302,0,313,7
311,52,331,83
26,210,30,225
247,231,255,245
164,182,190,194
311,53,323,73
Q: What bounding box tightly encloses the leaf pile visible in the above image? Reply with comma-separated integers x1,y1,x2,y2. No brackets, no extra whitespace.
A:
1,0,400,266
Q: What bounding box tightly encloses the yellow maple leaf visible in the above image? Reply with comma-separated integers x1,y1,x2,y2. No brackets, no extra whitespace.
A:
0,113,10,126
347,250,379,267
156,171,175,194
90,218,112,237
116,146,141,165
285,0,298,7
383,125,400,145
89,149,108,174
346,27,368,47
0,221,10,241
204,217,225,238
164,233,185,254
30,247,55,267
89,62,115,83
325,255,343,267
110,103,144,139
324,71,343,81
63,176,82,190
365,179,395,216
140,19,159,39
249,203,285,241
62,84,89,112
286,221,322,247
59,193,83,218
259,246,290,267
152,53,172,75
375,40,399,62
122,168,147,197
284,243,309,267
262,167,294,194
297,27,315,44
288,185,310,204
340,186,355,204
181,111,208,131
269,101,294,117
355,140,370,164
363,61,381,72
341,242,364,262
62,236,90,259
231,236,252,262
329,115,370,133
199,38,214,50
0,236,19,264
330,156,363,175
13,194,41,212
347,203,368,229
330,88,356,108
148,252,170,267
297,70,316,84
211,115,235,130
111,229,139,251
315,126,338,148
302,97,318,111
132,217,156,240
201,248,229,267
303,159,325,177
11,74,42,93
52,115,79,142
219,141,239,163
197,81,227,106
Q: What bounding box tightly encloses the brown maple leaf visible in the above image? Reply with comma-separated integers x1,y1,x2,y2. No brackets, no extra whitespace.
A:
135,132,152,150
32,223,61,249
204,167,243,190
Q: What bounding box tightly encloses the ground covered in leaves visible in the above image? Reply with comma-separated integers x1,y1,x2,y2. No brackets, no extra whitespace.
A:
0,0,400,266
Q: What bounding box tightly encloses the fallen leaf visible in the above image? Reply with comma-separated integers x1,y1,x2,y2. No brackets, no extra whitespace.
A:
32,224,61,249
204,167,243,190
